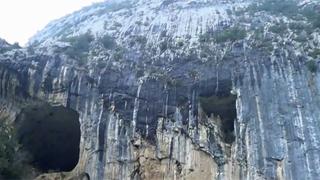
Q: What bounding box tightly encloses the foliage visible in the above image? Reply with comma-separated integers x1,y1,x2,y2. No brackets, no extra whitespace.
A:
129,35,148,47
63,32,94,65
289,22,307,31
309,49,320,59
247,27,274,53
188,70,199,80
301,6,320,28
66,32,93,53
226,8,233,15
136,69,144,78
159,41,168,53
27,45,35,55
0,47,12,53
248,0,299,17
306,60,317,73
214,27,247,43
166,77,183,88
200,26,246,44
136,36,147,45
289,22,301,30
269,24,287,35
113,47,125,61
293,33,308,42
135,21,142,26
160,30,167,39
199,33,211,43
257,40,273,52
248,0,320,29
0,42,21,53
13,42,20,48
97,59,108,69
99,34,116,49
177,95,188,106
113,22,122,28
0,119,21,179
177,40,184,47
289,22,313,36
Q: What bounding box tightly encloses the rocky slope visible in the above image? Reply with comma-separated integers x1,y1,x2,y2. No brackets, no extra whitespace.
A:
1,0,320,179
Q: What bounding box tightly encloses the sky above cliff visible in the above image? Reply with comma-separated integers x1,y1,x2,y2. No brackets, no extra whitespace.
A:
0,0,104,46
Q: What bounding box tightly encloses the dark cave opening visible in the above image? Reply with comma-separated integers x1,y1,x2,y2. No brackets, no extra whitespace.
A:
199,92,237,144
15,103,80,172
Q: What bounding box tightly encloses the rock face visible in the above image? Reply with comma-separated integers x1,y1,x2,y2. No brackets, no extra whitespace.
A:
1,0,320,179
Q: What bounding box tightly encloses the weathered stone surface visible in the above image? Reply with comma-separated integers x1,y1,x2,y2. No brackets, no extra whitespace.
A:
1,0,320,179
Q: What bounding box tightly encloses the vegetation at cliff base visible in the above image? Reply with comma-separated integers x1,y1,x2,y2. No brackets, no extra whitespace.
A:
0,119,22,179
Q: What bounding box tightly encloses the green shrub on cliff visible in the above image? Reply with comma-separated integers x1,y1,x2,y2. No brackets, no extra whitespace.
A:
199,26,246,44
301,6,320,28
248,0,299,17
99,34,116,49
248,0,320,29
0,119,21,179
309,49,320,59
306,60,317,73
63,32,94,65
214,27,247,43
269,24,287,35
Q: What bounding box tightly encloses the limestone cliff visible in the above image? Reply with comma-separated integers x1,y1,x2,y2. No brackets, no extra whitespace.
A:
1,0,320,179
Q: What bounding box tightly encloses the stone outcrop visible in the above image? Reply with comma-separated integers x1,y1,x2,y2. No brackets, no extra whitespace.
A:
1,0,320,179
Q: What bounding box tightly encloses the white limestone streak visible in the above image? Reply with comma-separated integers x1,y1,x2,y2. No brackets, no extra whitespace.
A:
30,0,247,46
252,64,267,174
286,57,310,177
132,80,143,134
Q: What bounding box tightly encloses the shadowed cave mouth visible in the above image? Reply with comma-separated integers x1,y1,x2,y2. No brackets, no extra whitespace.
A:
15,103,81,172
199,85,237,144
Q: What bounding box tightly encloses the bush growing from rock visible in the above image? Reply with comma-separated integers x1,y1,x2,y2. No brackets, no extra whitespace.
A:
214,27,246,43
99,34,116,49
63,32,94,65
306,60,317,73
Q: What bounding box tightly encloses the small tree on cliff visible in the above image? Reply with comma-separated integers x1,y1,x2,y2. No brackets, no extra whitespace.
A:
63,31,94,65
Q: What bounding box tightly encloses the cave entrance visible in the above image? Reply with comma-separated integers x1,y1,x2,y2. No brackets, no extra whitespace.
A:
199,91,237,144
15,103,80,172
